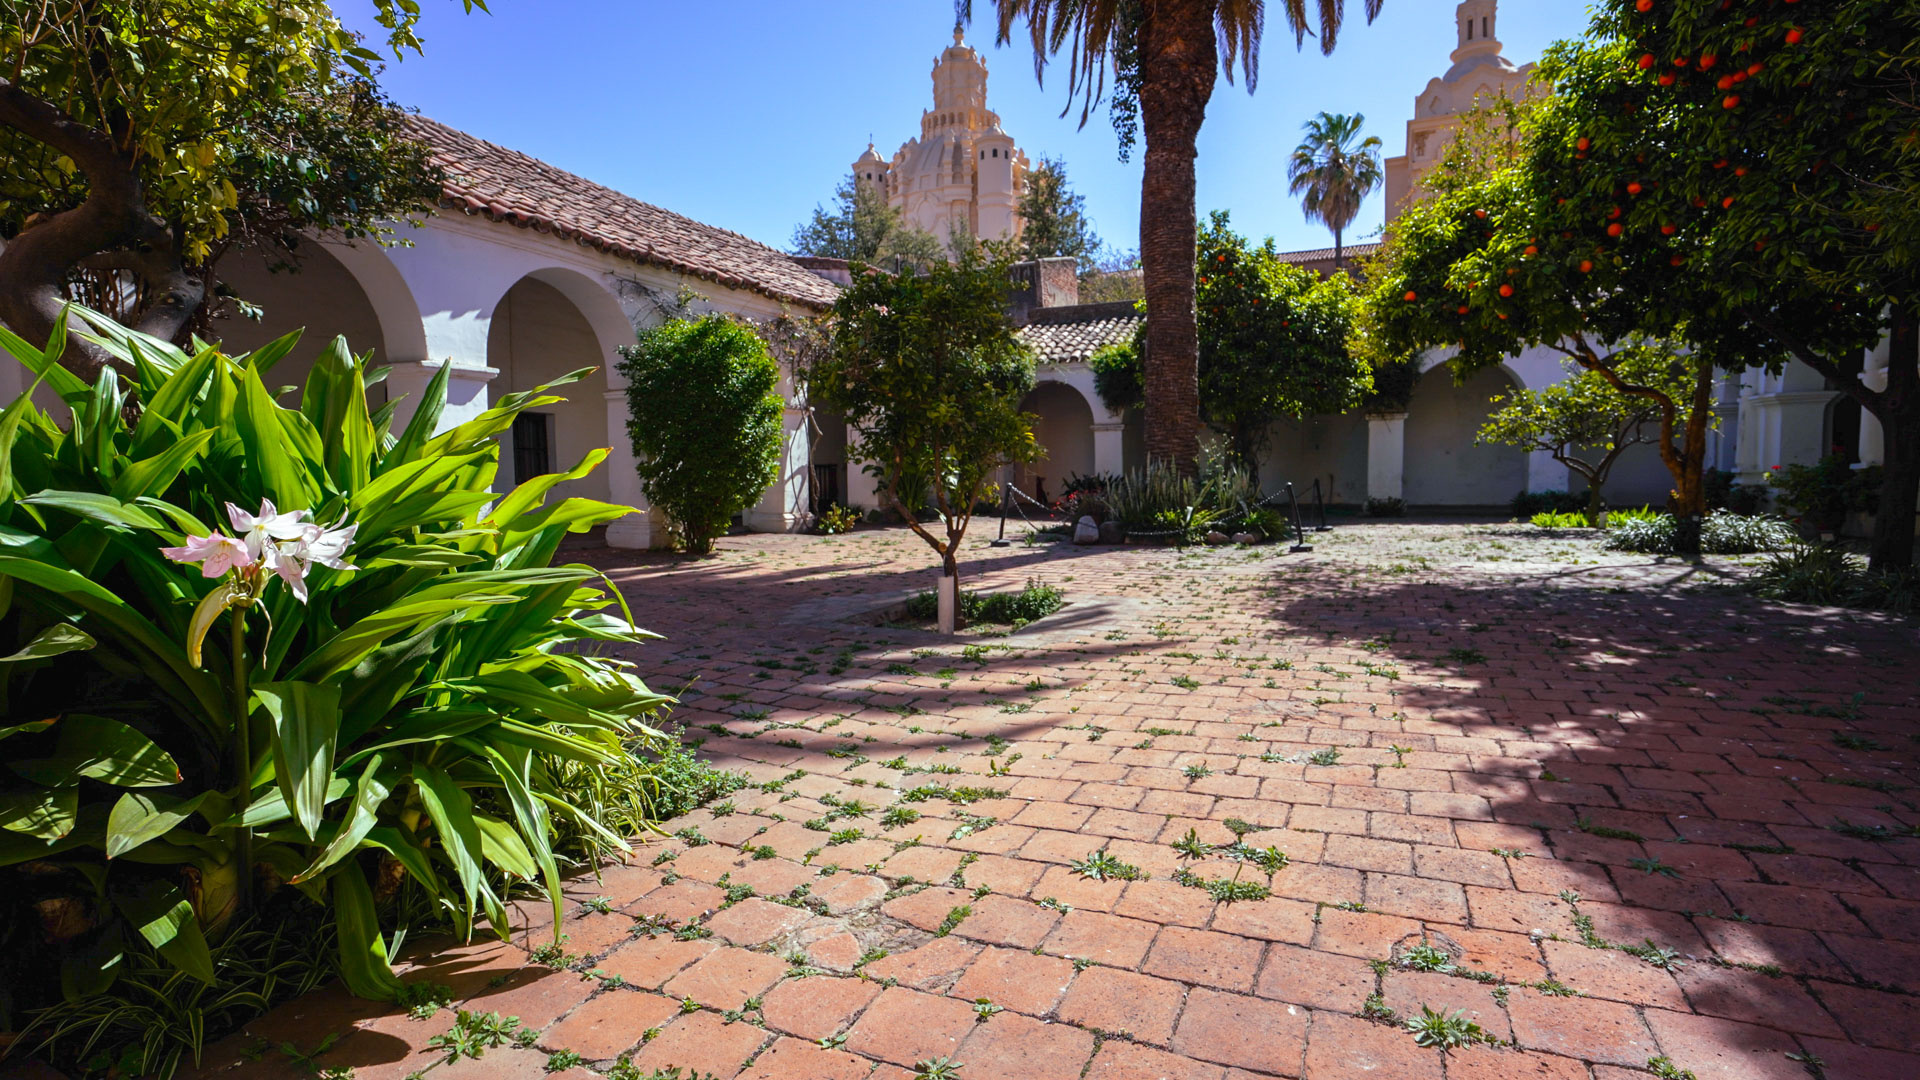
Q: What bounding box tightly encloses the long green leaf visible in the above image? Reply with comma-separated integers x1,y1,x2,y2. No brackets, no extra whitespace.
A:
413,762,488,925
0,311,89,400
332,861,403,1000
0,623,94,663
108,428,217,501
20,490,169,531
11,714,182,789
106,791,209,858
0,784,77,838
113,879,215,984
290,753,393,883
378,358,452,475
253,681,341,840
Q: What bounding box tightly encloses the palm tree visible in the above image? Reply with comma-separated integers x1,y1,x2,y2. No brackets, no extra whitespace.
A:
1288,111,1383,271
964,0,1385,474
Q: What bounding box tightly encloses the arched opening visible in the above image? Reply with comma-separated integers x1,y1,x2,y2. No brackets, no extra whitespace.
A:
1404,364,1528,508
486,273,621,504
1015,381,1094,504
209,241,392,397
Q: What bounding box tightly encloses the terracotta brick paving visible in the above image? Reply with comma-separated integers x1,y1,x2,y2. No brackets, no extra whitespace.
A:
176,523,1920,1080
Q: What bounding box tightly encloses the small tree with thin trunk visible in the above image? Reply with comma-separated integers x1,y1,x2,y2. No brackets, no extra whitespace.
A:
1477,343,1690,523
805,250,1039,632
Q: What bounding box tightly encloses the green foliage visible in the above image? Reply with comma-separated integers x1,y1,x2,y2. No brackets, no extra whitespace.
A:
1404,1005,1490,1050
1510,490,1588,519
1069,849,1145,882
0,308,673,1026
0,1,475,351
814,505,860,535
790,178,944,270
618,316,785,554
1017,157,1103,272
1101,460,1263,538
1096,214,1369,473
1766,456,1882,531
1752,546,1920,614
1478,343,1692,515
1530,511,1593,529
903,581,1065,628
1604,511,1797,555
806,249,1039,579
1287,112,1384,263
25,914,333,1079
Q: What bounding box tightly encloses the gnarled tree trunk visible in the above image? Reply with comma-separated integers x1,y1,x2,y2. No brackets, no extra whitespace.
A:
0,78,202,382
1135,2,1214,476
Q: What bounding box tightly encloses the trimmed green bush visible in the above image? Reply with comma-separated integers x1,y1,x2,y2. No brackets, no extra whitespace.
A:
618,315,785,554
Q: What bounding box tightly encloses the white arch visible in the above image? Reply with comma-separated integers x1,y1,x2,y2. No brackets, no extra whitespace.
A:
318,238,428,366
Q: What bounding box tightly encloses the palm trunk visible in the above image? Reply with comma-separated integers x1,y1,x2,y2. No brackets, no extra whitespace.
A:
1136,2,1215,477
1869,304,1920,571
1334,227,1344,273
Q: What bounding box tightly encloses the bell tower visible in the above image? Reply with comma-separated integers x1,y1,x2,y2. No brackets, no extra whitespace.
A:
1453,0,1501,64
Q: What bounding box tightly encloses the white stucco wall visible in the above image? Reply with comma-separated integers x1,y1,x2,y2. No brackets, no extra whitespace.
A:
210,243,391,404
1405,364,1529,506
1264,412,1371,505
487,275,613,504
1018,380,1096,499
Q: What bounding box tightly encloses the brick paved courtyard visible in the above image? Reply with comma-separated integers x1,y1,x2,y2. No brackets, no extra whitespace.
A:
185,523,1919,1080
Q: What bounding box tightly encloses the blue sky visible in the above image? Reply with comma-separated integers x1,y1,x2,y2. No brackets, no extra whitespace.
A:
347,0,1595,256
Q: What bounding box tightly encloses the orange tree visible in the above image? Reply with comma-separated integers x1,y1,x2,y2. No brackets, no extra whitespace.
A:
1357,17,1885,555
1537,0,1914,568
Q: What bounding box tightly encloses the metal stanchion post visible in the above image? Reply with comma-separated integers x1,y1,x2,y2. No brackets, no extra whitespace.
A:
1312,479,1333,532
990,483,1012,547
1285,482,1314,553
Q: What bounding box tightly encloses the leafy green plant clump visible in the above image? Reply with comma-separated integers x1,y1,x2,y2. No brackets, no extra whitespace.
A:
904,580,1065,628
1604,511,1798,555
1751,545,1920,614
1529,510,1593,529
618,315,785,554
0,310,688,1072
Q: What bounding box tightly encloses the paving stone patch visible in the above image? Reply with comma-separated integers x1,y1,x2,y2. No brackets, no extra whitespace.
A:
176,523,1920,1080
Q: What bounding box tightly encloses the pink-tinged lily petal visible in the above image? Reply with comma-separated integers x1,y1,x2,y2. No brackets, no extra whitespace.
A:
264,544,310,603
160,533,253,578
300,520,359,571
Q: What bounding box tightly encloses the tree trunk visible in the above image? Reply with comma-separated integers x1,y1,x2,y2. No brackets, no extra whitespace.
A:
1585,483,1604,525
1668,358,1716,557
1135,2,1215,477
1333,227,1344,274
0,80,203,380
1870,304,1920,572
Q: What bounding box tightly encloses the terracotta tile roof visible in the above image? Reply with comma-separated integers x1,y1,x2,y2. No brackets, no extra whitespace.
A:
405,116,839,309
1016,302,1144,366
1274,242,1382,272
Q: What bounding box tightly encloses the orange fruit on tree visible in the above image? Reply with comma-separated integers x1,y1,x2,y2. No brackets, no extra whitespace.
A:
1786,28,1803,44
1607,223,1624,237
1404,290,1418,302
1579,260,1594,273
1639,53,1657,69
1499,284,1514,297
1723,95,1740,109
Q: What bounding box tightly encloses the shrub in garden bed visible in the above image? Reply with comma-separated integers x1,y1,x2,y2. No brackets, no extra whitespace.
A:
1604,510,1798,555
1751,545,1920,614
903,580,1065,628
0,310,697,1074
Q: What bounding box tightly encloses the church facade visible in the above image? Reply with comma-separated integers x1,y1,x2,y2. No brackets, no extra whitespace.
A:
852,29,1029,247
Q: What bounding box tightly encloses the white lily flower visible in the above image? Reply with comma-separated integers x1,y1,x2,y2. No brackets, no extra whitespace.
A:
160,532,254,578
226,499,309,564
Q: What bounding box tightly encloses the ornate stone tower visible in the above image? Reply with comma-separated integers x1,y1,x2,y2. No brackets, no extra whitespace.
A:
859,26,1029,246
1382,0,1538,218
